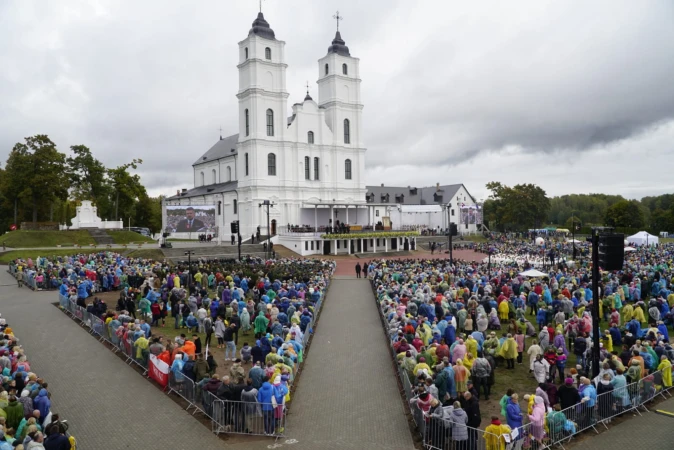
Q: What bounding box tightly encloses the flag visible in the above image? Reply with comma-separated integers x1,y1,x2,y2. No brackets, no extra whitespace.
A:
148,354,170,388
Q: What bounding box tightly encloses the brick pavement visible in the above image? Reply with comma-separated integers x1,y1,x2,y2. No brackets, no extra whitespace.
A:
273,276,415,450
0,270,224,449
568,395,674,450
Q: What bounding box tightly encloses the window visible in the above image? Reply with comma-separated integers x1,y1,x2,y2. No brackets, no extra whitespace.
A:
310,241,314,250
343,119,350,144
304,156,310,180
344,159,352,180
245,109,249,136
376,210,379,217
314,157,319,180
212,169,217,184
245,153,249,176
200,172,204,186
266,109,274,136
245,47,248,59
451,209,455,216
265,47,271,60
226,166,232,182
268,153,276,176
307,131,314,144
233,199,238,214
342,63,348,75
337,240,340,249
325,63,329,75
305,241,309,251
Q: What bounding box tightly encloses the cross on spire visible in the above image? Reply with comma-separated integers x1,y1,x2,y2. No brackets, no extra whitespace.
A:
219,126,223,140
259,0,265,13
306,81,310,96
333,11,343,32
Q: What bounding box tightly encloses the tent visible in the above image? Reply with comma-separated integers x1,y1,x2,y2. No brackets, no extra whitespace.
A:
626,231,659,246
566,238,581,243
519,269,548,277
624,246,637,252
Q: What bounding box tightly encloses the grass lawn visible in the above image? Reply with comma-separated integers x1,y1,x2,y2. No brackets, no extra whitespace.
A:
107,230,155,244
0,230,95,248
661,237,674,243
124,249,166,260
0,248,125,264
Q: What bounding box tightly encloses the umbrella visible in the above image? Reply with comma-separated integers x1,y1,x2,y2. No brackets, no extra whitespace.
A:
519,269,548,277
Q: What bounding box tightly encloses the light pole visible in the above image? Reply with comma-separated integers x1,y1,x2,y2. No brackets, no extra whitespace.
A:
258,200,275,259
184,251,195,287
571,212,576,260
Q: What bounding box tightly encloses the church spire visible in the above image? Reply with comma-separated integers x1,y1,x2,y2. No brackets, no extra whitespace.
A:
327,11,350,56
304,81,313,101
249,3,276,41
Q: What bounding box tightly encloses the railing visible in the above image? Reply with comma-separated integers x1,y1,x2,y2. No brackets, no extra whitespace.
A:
370,277,674,449
57,267,333,438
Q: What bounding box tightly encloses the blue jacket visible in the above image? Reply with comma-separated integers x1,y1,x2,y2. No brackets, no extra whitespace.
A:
506,400,523,429
33,389,51,424
536,309,548,324
257,382,274,410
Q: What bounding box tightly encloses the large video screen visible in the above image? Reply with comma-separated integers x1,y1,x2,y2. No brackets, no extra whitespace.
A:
459,204,483,225
166,205,217,233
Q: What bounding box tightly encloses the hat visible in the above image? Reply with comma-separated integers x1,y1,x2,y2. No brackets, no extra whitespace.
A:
565,377,573,385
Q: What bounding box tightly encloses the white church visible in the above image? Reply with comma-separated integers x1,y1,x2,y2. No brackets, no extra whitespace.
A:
163,12,479,255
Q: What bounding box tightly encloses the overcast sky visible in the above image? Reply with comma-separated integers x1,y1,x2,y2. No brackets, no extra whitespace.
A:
2,0,674,201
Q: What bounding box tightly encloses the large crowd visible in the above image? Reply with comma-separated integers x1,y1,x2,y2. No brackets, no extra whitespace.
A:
24,252,334,436
0,314,74,449
368,240,674,448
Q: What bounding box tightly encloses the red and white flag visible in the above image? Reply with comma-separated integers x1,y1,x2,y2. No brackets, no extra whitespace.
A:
148,354,170,388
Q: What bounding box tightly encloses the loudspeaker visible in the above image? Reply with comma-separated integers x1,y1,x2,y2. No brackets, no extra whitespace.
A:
598,233,624,271
450,223,458,236
230,221,239,234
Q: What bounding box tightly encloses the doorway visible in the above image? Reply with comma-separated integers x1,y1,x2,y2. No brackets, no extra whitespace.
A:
271,219,277,236
323,240,331,255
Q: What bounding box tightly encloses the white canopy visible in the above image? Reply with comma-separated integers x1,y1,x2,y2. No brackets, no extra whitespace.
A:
519,269,548,277
624,246,637,252
566,238,581,243
626,231,658,246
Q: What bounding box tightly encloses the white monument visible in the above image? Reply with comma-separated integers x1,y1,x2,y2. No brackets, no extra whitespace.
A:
61,201,123,230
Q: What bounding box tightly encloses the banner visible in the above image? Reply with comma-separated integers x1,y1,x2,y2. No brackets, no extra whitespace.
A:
166,205,216,233
459,203,483,225
148,354,170,388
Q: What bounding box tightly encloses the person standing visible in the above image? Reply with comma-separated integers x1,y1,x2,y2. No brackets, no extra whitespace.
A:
223,323,237,361
471,352,492,400
355,263,362,278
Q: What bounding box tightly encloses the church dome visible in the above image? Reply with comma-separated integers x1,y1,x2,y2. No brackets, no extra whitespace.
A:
249,12,276,40
304,92,313,101
327,31,350,57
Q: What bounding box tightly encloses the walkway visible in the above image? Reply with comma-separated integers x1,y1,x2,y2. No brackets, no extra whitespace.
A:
0,270,224,449
569,395,674,450
276,276,415,450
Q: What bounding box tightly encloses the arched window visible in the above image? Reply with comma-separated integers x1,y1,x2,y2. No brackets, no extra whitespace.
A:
345,159,352,180
265,47,271,60
245,109,249,136
266,109,274,136
342,63,348,75
212,169,217,184
314,157,320,181
233,199,238,214
307,131,314,144
268,153,276,176
200,172,204,186
227,166,232,182
343,118,350,144
325,63,329,75
244,47,248,59
245,153,249,176
304,156,310,180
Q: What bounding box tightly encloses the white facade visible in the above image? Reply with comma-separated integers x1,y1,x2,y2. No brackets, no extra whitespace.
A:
62,201,123,230
164,13,367,242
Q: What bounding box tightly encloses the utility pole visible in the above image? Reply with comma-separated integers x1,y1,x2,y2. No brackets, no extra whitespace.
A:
259,200,275,259
184,250,195,287
590,229,601,378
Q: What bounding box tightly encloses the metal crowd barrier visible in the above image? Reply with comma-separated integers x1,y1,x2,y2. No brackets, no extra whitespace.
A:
57,275,334,439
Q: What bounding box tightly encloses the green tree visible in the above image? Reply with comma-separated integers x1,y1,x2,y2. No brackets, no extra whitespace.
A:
484,182,550,231
605,199,644,228
3,135,69,223
134,194,163,232
67,145,112,216
108,159,144,221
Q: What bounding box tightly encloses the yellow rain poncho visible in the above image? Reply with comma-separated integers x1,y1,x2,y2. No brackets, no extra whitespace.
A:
499,337,518,360
466,336,478,358
657,357,672,387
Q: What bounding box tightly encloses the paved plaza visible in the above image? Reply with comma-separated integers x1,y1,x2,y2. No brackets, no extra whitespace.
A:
0,266,415,449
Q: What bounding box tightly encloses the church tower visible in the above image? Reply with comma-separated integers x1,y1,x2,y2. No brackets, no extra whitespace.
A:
236,12,289,182
317,16,363,148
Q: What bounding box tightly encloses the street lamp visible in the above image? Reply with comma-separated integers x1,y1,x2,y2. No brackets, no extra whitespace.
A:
184,251,195,287
258,200,275,259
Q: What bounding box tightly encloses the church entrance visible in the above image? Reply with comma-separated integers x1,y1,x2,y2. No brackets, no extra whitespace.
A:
403,238,410,251
323,240,331,255
391,238,397,250
271,219,277,236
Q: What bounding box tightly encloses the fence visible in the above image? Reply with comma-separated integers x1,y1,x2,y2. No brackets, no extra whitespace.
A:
57,275,330,438
370,279,674,450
